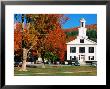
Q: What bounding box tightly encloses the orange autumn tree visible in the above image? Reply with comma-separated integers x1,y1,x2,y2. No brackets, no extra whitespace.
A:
14,22,22,50
14,21,39,71
14,14,68,71
45,28,66,62
14,22,23,61
26,14,68,67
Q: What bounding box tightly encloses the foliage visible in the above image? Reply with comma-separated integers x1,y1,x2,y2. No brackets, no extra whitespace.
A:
86,30,97,42
64,24,97,42
44,52,58,62
65,29,97,42
26,14,68,34
14,14,68,62
45,29,66,61
14,22,22,50
65,30,78,37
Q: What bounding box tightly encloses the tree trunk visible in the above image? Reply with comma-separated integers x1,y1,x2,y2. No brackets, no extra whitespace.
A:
42,57,45,68
19,48,28,71
19,59,27,71
41,50,45,68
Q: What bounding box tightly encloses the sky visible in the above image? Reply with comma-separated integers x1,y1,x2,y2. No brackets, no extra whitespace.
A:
14,14,97,29
14,14,27,24
62,14,97,29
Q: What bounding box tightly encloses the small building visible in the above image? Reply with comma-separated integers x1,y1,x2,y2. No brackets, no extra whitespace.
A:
66,18,97,65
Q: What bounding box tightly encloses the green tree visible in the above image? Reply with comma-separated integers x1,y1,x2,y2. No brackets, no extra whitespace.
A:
44,52,58,63
86,29,97,42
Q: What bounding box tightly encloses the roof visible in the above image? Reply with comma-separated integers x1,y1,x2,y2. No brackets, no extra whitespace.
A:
66,38,97,45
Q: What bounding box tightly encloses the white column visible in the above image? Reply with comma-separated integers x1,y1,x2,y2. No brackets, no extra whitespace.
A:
67,45,70,60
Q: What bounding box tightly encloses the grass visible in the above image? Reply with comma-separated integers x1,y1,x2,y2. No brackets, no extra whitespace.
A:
14,65,97,76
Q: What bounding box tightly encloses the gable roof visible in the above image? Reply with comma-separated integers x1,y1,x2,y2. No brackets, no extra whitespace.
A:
66,38,97,45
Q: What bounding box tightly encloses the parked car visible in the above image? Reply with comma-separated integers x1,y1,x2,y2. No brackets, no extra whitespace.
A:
72,60,80,66
92,62,97,66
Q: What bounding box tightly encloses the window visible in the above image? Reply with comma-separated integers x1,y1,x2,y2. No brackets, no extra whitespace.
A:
88,56,94,60
70,56,72,60
70,47,76,53
81,22,84,27
89,47,94,53
80,39,84,43
91,56,94,60
79,55,80,60
79,47,85,53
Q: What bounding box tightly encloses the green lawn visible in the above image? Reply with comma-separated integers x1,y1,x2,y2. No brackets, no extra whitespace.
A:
14,65,97,76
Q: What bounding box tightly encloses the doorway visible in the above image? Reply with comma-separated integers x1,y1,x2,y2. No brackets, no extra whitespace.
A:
79,55,85,62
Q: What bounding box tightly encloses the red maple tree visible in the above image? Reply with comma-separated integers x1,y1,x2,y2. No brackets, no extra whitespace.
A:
45,28,66,61
14,14,68,70
14,22,22,50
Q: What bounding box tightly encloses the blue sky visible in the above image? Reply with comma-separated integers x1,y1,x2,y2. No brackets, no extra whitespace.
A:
62,14,97,29
14,14,27,23
14,14,97,29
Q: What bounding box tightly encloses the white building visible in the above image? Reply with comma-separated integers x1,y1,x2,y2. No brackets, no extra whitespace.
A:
66,18,97,65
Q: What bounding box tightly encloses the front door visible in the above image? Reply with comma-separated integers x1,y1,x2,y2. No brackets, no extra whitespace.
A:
79,55,85,63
